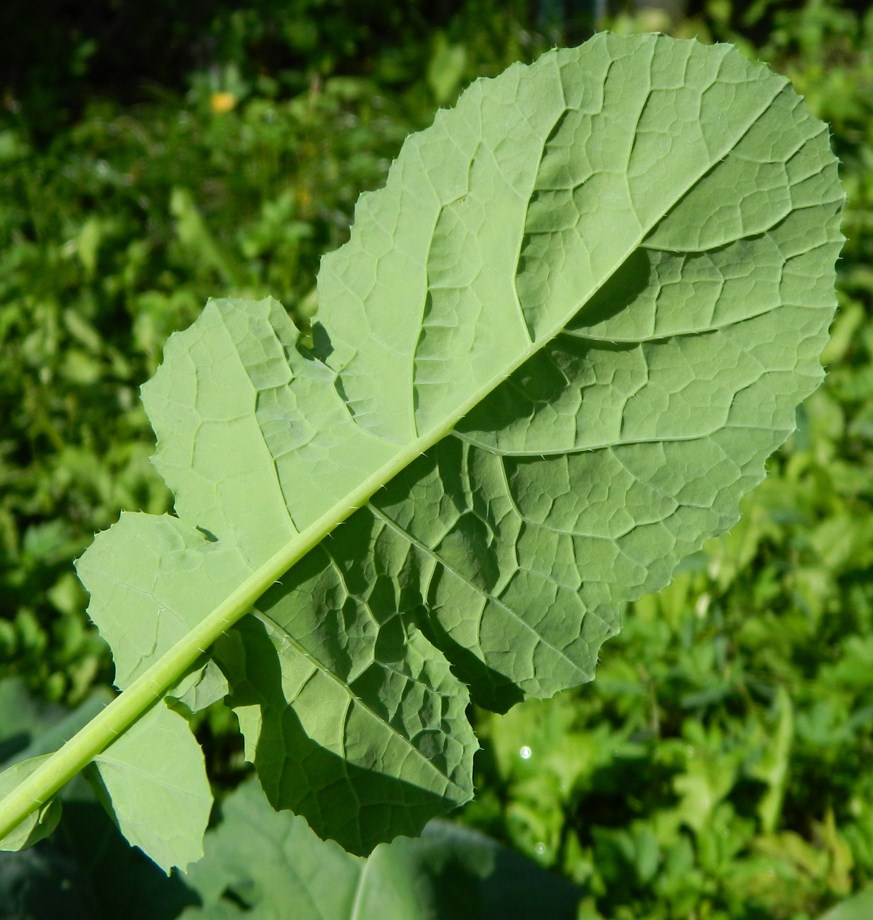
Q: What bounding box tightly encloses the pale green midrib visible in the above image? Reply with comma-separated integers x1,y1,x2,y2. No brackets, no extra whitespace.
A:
0,69,785,845
559,306,794,344
94,754,205,798
451,419,793,458
348,853,373,920
0,382,495,842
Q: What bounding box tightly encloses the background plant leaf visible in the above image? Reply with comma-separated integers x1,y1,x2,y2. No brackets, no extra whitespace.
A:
0,680,109,853
180,777,581,920
818,885,873,920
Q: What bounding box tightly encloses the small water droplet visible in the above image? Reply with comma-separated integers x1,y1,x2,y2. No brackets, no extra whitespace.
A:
519,745,532,760
535,842,546,855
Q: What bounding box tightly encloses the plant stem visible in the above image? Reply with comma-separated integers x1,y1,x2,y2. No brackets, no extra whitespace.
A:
0,481,366,841
0,407,457,843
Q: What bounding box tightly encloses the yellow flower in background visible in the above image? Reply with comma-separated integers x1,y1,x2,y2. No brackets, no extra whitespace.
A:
210,91,237,114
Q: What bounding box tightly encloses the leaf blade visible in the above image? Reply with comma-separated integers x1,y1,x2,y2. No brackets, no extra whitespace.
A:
69,33,842,862
86,703,212,874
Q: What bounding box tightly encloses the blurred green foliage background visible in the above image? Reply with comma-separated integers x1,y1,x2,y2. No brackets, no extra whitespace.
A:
1,1,872,917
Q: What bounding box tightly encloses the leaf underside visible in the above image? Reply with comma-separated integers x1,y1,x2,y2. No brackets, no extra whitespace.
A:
74,33,842,863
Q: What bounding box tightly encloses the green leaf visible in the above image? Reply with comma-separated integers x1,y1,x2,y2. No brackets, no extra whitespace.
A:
76,31,844,851
750,685,794,833
0,845,99,920
0,32,843,866
311,32,843,705
0,680,203,917
85,704,211,874
0,757,61,850
77,300,479,855
818,886,873,920
0,684,209,873
181,778,581,920
0,680,110,853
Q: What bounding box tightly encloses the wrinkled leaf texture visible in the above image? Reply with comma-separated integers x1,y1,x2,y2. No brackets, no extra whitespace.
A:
77,33,842,866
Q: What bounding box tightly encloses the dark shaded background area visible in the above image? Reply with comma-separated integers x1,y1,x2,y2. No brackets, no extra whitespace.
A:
9,0,845,136
1,0,536,137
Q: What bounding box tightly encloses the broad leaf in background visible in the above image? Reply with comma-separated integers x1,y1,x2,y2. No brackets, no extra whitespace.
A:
0,32,843,869
180,778,581,920
0,682,108,854
818,886,873,920
0,677,578,919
